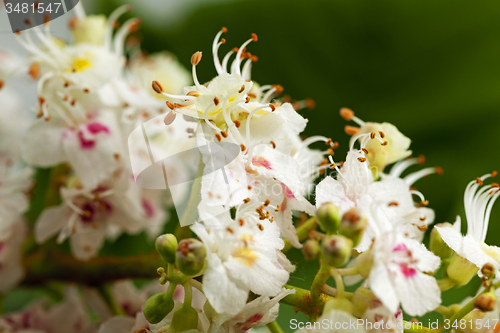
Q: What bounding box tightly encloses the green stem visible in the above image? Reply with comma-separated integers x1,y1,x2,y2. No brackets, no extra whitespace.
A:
22,250,162,286
330,268,345,299
183,282,192,307
189,278,203,292
283,217,317,252
267,321,285,333
167,263,174,278
337,266,359,276
281,285,333,318
97,284,125,316
165,281,177,300
310,262,331,303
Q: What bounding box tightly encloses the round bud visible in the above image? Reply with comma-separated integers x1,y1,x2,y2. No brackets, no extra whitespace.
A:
143,293,175,324
481,263,495,279
175,239,207,276
430,223,453,259
316,203,340,235
323,297,354,315
339,208,368,247
352,287,378,318
170,305,199,333
355,251,373,279
474,292,496,312
155,234,178,264
322,235,353,267
302,239,321,260
446,254,478,286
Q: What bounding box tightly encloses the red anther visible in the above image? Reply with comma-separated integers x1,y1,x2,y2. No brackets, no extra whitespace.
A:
435,166,444,175
339,107,354,121
251,33,258,42
222,27,228,33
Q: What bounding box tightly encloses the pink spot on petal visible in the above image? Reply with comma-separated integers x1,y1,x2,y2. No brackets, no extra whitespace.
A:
246,313,264,323
400,263,417,278
87,122,109,134
252,157,272,170
142,198,155,218
78,131,96,149
281,183,295,199
393,243,408,252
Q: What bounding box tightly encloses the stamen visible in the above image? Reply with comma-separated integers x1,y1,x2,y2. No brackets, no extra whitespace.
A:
404,167,439,186
214,97,220,106
164,111,176,126
234,120,241,128
212,28,227,74
344,125,359,135
191,51,203,88
232,36,256,76
270,141,276,149
28,62,40,80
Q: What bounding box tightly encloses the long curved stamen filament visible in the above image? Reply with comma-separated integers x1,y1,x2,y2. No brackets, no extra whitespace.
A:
232,34,257,76
104,4,132,50
113,18,141,56
261,87,277,104
404,167,438,186
221,50,234,73
212,28,227,75
328,155,343,176
481,189,500,243
410,190,427,204
390,157,421,178
241,58,253,81
33,26,62,58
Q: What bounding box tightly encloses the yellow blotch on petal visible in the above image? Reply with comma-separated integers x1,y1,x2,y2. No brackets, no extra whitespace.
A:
232,248,257,267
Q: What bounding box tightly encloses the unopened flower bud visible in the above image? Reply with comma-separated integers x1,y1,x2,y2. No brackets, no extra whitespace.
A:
322,235,353,267
339,208,367,247
170,305,199,333
175,239,207,276
302,239,321,260
324,298,354,315
155,234,178,264
143,293,175,324
481,263,495,279
355,250,374,278
447,254,478,286
352,288,378,317
430,223,453,259
316,203,340,235
474,292,496,312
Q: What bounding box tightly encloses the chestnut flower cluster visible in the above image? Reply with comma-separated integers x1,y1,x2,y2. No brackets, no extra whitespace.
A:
1,4,500,333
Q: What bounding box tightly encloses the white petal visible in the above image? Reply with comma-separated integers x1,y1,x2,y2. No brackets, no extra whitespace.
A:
35,205,72,243
22,120,66,167
203,253,249,316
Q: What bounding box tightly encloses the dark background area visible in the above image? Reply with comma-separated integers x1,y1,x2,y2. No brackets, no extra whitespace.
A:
94,0,500,330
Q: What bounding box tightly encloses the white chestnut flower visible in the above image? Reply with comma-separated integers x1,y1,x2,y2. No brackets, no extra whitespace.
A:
191,202,293,316
435,172,500,274
340,108,412,172
34,175,153,261
294,309,366,333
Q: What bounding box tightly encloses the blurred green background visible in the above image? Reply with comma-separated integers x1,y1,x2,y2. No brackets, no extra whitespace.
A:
91,0,500,330
9,0,500,330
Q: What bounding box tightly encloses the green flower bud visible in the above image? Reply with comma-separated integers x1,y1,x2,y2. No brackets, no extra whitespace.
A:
302,239,321,260
322,235,352,267
447,254,478,286
474,292,496,312
323,298,354,315
355,251,373,278
170,305,199,333
352,287,378,318
156,234,178,264
176,239,207,277
316,203,340,235
143,293,175,324
339,208,368,247
430,223,453,259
